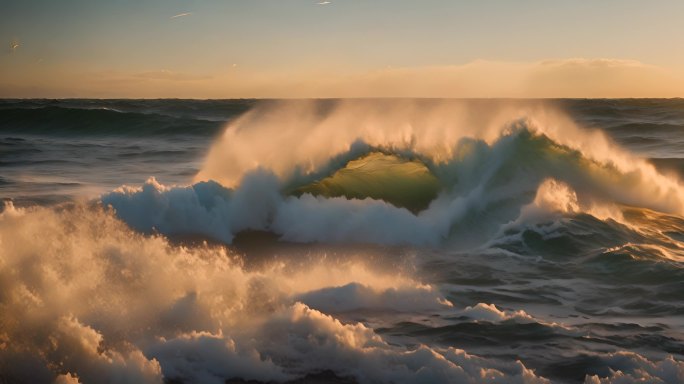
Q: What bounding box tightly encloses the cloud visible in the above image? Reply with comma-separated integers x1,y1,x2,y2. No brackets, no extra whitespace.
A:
170,12,192,19
307,58,683,98
523,58,675,98
130,69,211,81
2,57,683,98
209,58,683,98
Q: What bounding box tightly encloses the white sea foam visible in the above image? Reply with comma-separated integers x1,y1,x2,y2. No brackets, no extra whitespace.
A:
584,352,684,384
295,282,452,313
0,203,556,383
459,303,535,323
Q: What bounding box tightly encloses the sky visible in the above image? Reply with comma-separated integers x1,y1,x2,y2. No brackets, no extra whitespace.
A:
2,0,684,98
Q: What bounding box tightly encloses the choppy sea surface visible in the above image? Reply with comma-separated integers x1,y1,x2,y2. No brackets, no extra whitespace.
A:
1,98,683,384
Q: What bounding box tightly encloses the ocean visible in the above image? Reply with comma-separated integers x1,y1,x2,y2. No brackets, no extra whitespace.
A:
1,98,683,383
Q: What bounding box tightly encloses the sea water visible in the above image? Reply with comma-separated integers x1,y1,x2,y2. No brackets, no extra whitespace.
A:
1,98,683,383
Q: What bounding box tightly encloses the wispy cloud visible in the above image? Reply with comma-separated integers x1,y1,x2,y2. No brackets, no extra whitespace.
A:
315,58,679,98
317,1,332,5
4,58,682,99
132,70,211,81
170,12,192,19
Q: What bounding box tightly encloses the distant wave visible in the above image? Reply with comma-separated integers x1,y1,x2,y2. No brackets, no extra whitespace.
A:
0,106,224,136
607,121,684,134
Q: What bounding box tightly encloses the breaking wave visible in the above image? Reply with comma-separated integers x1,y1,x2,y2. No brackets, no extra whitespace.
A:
102,99,684,248
0,202,549,384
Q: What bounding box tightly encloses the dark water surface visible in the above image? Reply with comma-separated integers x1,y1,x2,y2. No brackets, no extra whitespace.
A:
1,99,683,384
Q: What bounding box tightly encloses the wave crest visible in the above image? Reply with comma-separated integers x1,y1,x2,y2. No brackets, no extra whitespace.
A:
104,104,684,247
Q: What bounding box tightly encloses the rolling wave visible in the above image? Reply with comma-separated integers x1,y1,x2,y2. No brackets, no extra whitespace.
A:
0,106,223,136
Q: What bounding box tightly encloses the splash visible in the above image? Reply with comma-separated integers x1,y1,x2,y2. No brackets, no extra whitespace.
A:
8,203,678,383
104,100,684,247
194,99,684,218
0,203,557,384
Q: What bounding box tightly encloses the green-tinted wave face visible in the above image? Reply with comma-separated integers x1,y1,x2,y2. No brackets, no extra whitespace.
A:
294,152,441,212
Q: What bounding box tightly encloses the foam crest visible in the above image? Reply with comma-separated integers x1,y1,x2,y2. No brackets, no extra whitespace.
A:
1,204,554,383
295,282,452,313
103,172,281,243
196,99,684,217
104,132,680,249
460,303,535,323
584,352,684,384
195,100,541,187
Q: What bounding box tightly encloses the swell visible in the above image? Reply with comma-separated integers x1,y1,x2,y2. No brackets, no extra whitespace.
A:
0,106,223,136
650,158,684,178
607,121,684,134
562,98,684,125
0,98,256,119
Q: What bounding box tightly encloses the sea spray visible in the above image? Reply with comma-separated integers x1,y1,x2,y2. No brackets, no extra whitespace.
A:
3,99,684,383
